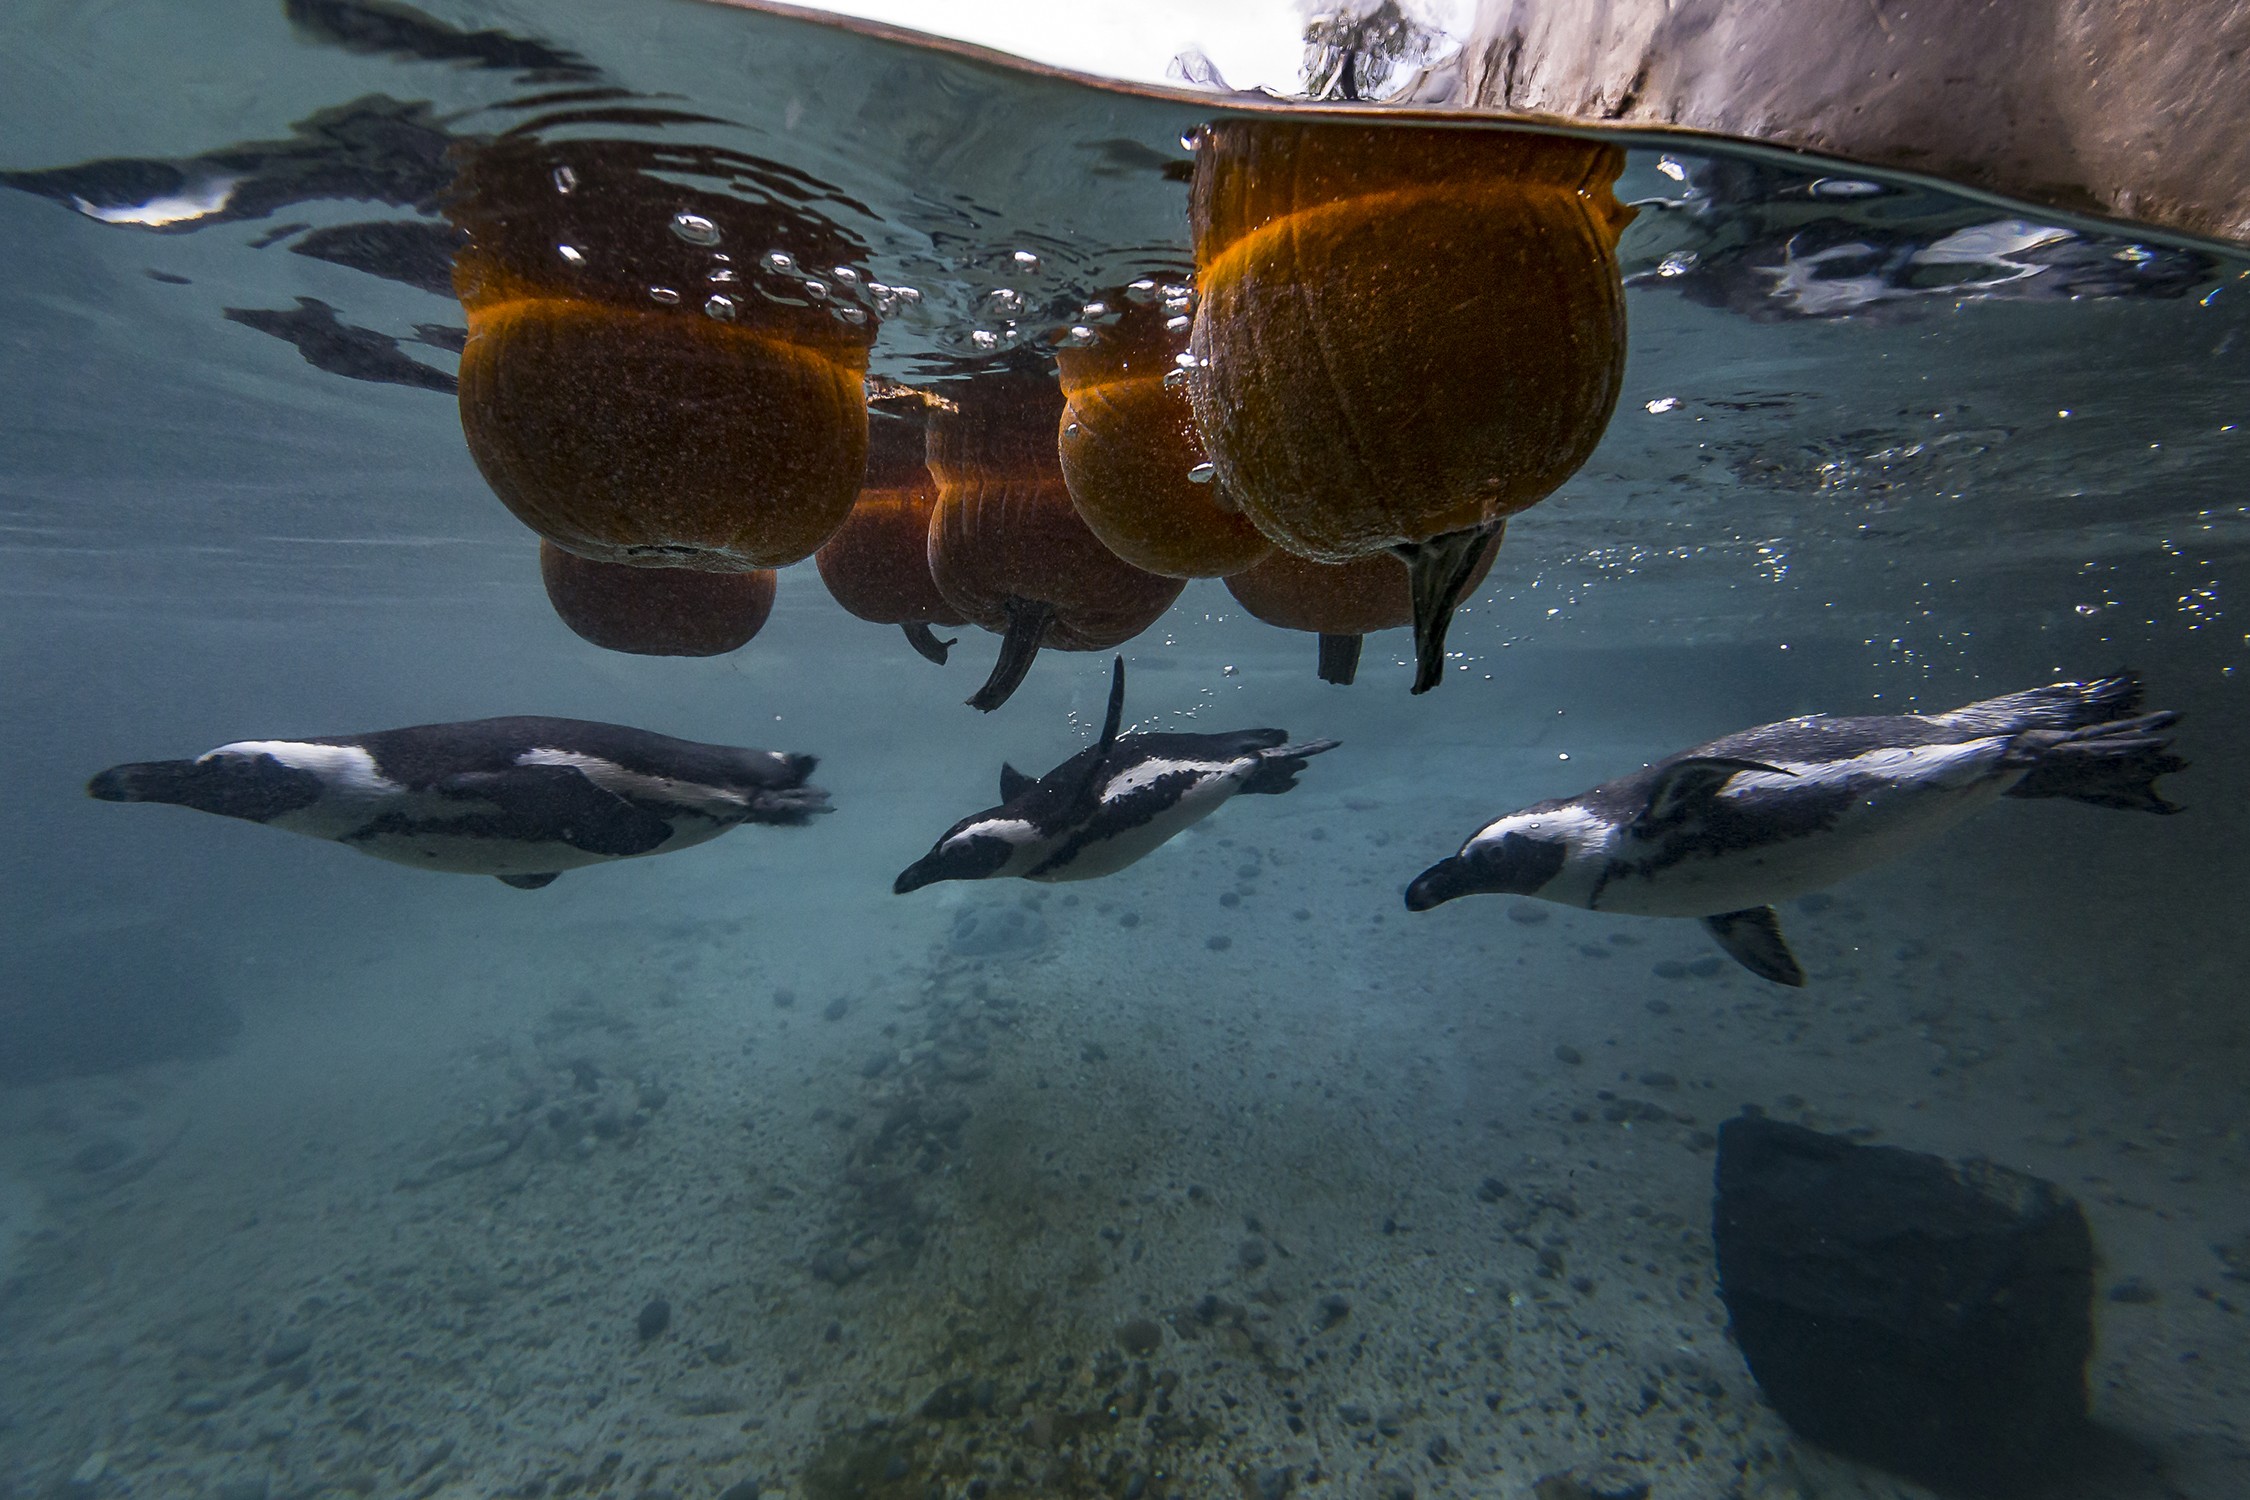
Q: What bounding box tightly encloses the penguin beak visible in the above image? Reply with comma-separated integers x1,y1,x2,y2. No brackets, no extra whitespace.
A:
893,854,946,895
1404,856,1478,911
88,760,191,804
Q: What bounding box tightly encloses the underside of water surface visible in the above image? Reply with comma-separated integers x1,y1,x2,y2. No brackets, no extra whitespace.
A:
1,3,2247,1499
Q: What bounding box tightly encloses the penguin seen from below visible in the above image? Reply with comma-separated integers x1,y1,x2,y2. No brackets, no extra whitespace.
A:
894,658,1337,891
89,717,830,887
1405,674,2184,984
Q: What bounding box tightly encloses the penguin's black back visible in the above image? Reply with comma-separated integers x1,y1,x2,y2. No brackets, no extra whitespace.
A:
306,716,814,792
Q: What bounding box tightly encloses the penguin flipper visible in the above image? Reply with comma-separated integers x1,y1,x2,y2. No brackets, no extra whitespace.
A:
1701,907,1806,986
1098,655,1127,750
1000,762,1034,801
440,767,673,857
498,872,561,890
1633,756,1795,838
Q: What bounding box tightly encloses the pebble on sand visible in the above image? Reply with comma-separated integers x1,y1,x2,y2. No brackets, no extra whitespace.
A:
636,1297,671,1342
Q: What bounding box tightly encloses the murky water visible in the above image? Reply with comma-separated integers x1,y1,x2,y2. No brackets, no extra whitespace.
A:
3,3,2247,1499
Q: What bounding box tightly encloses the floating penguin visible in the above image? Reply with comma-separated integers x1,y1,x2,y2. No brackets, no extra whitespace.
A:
1405,675,2184,984
894,657,1337,892
88,716,830,887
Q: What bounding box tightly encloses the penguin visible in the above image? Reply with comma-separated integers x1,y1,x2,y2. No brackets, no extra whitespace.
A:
88,716,829,887
894,657,1337,892
1405,674,2184,985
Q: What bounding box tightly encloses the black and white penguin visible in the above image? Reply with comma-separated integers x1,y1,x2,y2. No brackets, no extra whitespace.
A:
1405,674,2184,984
88,716,830,888
894,657,1338,892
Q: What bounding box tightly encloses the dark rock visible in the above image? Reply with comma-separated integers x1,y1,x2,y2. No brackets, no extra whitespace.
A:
772,987,796,1009
1315,1293,1350,1330
1237,1238,1268,1269
1553,1045,1583,1066
1714,1114,2093,1498
1120,911,1141,928
717,1481,762,1500
636,1297,672,1342
1476,1177,1511,1202
2106,1277,2160,1304
1219,892,1241,908
1117,1317,1163,1356
859,1052,892,1079
1206,935,1233,951
822,996,850,1021
1652,959,1689,979
261,1329,313,1367
1506,905,1549,925
1256,1465,1294,1500
1686,956,1725,978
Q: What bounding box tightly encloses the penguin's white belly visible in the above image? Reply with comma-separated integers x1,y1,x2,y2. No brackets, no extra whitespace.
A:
272,790,722,876
1029,765,1249,881
1593,742,2018,916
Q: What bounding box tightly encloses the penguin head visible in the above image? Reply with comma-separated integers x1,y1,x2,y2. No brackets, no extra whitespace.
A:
88,751,325,823
893,814,1034,894
1405,827,1568,911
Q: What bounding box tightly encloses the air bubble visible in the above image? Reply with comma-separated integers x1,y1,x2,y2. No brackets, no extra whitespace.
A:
1080,300,1109,319
832,304,867,326
704,294,737,320
1656,251,1697,278
1187,462,1216,484
802,280,830,301
1060,325,1096,347
648,286,681,305
707,267,739,284
1126,278,1159,303
670,211,721,246
1179,127,1203,151
1165,314,1191,333
557,243,585,265
1063,421,1082,437
552,165,578,194
1162,367,1188,391
1011,249,1041,272
982,287,1026,317
832,265,862,284
1657,157,1687,182
969,329,1000,350
764,249,797,274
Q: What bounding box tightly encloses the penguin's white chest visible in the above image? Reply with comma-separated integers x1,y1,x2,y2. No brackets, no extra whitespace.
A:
1591,740,2018,916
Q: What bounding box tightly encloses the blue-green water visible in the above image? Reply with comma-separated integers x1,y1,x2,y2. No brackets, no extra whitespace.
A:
2,3,2247,1498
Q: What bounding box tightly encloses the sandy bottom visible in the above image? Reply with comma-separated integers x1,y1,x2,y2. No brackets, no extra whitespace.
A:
2,753,2245,1500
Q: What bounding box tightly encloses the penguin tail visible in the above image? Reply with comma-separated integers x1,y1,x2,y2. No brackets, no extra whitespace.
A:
1241,739,1341,795
741,782,834,825
2002,710,2186,813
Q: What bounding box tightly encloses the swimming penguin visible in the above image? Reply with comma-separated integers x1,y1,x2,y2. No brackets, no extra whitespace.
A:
88,716,830,887
894,657,1337,892
1405,674,2184,985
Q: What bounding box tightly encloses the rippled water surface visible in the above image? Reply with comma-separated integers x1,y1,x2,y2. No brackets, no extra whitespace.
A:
3,3,2248,1498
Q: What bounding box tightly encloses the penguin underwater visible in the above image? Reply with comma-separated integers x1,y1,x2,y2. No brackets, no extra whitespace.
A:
894,656,1338,892
1405,674,2184,985
88,716,830,887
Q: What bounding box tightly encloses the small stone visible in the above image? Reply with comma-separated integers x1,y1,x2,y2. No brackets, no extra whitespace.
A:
261,1329,313,1367
822,996,849,1020
1652,959,1688,980
1219,892,1240,908
1316,1293,1350,1330
1237,1238,1268,1269
772,987,796,1009
637,1297,672,1342
1338,1402,1372,1425
858,1052,891,1078
1686,956,1725,978
717,1483,762,1500
1553,1044,1583,1066
177,1390,229,1415
1120,911,1141,928
1638,1071,1679,1091
1506,906,1549,926
1476,1177,1510,1202
1292,908,1311,921
1206,935,1232,951
1256,1466,1294,1500
1116,1317,1163,1356
2107,1277,2160,1304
